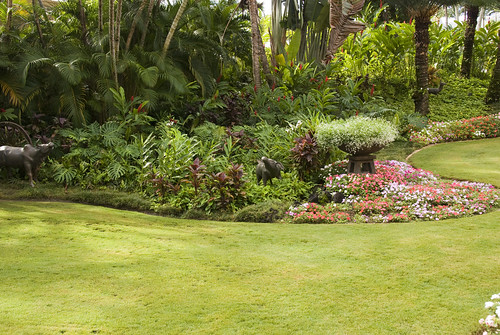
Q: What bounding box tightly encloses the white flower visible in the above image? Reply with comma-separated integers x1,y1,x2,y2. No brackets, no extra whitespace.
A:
491,294,500,300
496,306,500,318
486,301,495,308
485,315,497,327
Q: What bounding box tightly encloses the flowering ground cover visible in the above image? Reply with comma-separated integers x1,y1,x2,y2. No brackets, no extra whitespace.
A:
478,293,500,334
286,160,500,224
410,112,500,145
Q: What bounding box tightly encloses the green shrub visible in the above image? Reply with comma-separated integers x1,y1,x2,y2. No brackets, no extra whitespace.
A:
245,171,313,204
316,117,399,154
153,204,184,217
181,208,211,220
234,200,290,223
66,190,152,211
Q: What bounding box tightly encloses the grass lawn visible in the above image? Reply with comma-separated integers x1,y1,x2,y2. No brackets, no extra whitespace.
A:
1,200,500,334
408,137,500,187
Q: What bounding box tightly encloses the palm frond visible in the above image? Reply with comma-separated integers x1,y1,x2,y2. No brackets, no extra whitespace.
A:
55,61,83,85
59,85,87,126
0,78,24,107
18,52,53,85
189,55,215,98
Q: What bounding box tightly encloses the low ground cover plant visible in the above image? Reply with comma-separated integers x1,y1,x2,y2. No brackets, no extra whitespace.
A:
410,113,500,145
477,293,500,335
286,160,499,224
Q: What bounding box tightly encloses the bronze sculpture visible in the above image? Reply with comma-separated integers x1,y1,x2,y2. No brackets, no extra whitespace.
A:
0,142,54,187
256,156,284,186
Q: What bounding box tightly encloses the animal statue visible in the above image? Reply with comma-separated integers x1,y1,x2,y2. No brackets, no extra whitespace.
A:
256,156,284,186
0,142,54,187
428,82,446,94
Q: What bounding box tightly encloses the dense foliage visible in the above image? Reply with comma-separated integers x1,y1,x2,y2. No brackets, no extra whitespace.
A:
1,1,499,219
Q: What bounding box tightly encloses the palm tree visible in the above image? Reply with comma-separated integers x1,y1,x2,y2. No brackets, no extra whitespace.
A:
162,0,190,58
460,1,500,78
247,0,271,89
125,0,149,52
384,0,460,116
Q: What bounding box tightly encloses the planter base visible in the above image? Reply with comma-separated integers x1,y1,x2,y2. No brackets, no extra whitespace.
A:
347,155,376,174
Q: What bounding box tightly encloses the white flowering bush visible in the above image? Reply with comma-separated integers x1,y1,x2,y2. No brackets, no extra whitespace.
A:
316,116,399,154
478,294,500,335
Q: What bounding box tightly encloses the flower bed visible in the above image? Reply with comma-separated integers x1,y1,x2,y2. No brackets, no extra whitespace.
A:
410,113,500,145
286,160,499,224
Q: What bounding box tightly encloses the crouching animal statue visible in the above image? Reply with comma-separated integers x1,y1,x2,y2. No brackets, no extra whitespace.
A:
0,142,54,187
256,156,284,186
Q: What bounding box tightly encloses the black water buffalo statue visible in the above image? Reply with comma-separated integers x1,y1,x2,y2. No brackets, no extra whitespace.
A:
256,156,284,186
0,142,54,187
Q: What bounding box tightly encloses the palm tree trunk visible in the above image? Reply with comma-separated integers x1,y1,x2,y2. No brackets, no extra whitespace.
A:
413,12,431,116
478,7,485,29
98,0,103,35
6,0,13,32
485,28,500,104
78,0,89,46
115,0,123,58
161,0,189,59
109,0,118,87
31,0,46,48
460,5,479,78
125,0,149,52
139,0,156,48
249,0,262,89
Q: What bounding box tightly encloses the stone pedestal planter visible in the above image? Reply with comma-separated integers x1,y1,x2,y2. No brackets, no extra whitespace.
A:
339,144,384,174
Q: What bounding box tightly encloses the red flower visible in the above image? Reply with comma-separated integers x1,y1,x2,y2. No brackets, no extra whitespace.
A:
130,96,134,101
370,84,375,96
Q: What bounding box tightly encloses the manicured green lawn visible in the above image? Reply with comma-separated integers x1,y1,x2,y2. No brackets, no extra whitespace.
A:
1,200,499,334
408,137,500,187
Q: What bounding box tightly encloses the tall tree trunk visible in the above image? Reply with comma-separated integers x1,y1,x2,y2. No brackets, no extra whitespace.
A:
115,0,123,58
249,0,262,89
6,0,13,32
125,0,149,52
161,0,189,59
78,0,89,46
140,0,156,48
478,7,485,29
413,12,431,116
109,0,118,87
460,5,479,78
98,0,103,35
31,0,46,48
485,29,500,104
